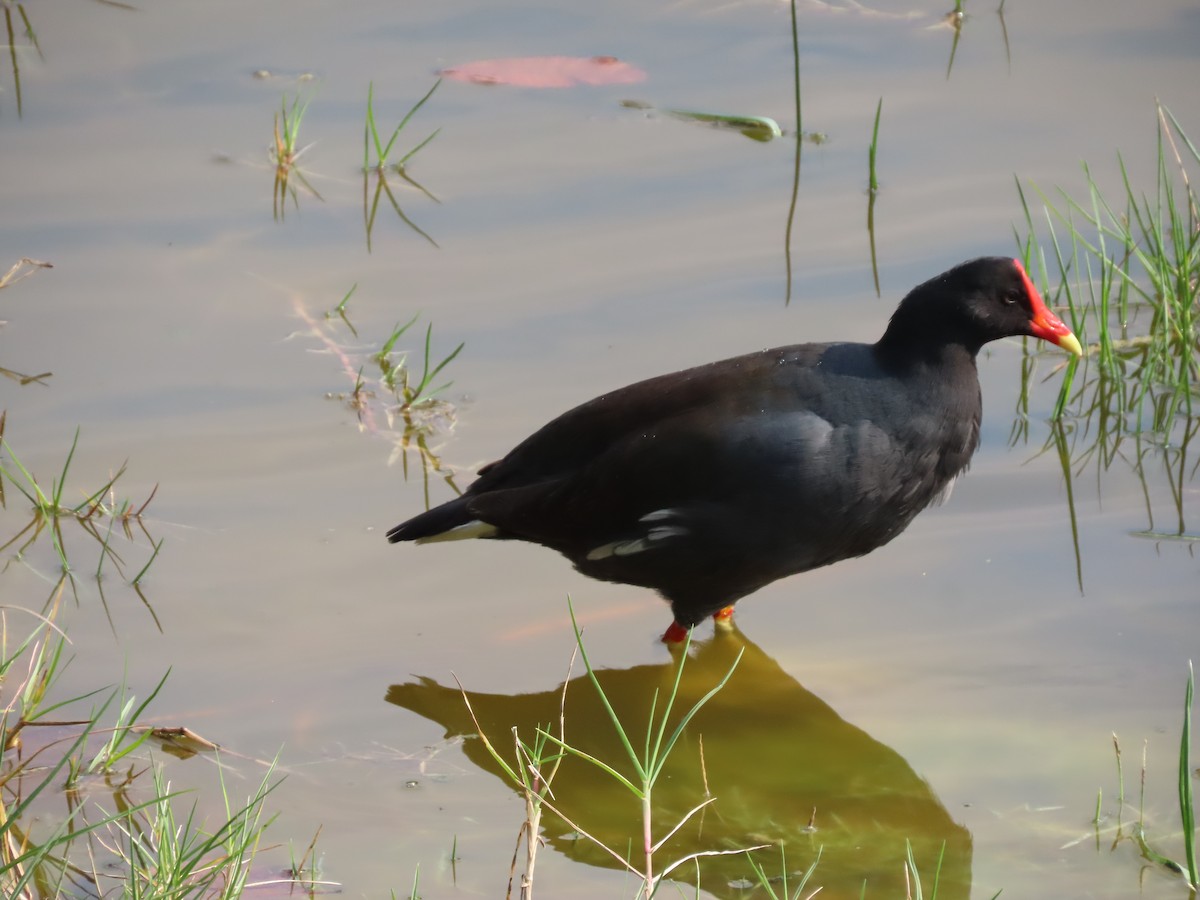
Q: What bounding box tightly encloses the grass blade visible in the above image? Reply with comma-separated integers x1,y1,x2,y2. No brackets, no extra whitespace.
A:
1181,660,1197,887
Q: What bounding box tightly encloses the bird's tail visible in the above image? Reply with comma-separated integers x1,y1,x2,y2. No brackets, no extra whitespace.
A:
386,497,497,544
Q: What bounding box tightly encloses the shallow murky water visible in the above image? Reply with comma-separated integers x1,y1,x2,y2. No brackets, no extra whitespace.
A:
1,1,1198,897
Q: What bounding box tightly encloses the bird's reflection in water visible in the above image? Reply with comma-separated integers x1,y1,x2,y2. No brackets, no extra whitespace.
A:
387,627,972,899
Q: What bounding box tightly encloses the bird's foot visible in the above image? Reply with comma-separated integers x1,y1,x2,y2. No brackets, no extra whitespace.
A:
712,606,735,631
661,621,690,644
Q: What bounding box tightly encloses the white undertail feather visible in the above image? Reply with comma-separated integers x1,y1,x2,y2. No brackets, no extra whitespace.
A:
415,520,500,544
638,509,676,522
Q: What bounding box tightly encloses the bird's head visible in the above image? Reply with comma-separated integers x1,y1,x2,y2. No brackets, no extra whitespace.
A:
880,256,1084,361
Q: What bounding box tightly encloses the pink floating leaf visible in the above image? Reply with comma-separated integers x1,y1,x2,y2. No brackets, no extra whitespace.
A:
438,56,646,88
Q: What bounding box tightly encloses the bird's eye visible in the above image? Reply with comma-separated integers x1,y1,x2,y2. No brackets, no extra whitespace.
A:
1003,292,1021,306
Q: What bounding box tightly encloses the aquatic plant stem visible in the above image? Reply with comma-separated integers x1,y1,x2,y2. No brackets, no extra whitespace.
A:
643,795,653,894
784,0,802,305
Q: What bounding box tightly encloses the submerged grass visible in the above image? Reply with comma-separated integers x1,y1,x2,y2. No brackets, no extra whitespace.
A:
743,844,821,899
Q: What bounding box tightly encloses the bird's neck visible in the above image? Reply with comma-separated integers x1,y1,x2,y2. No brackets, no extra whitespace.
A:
873,329,980,377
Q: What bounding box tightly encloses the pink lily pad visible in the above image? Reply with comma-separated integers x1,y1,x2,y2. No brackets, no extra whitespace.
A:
438,56,646,88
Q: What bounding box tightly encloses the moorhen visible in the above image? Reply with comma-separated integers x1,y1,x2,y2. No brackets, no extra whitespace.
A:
388,257,1083,642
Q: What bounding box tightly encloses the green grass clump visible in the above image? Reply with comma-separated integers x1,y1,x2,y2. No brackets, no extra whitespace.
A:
1014,103,1199,548
0,423,163,618
94,758,282,898
1018,104,1198,429
0,585,298,898
0,353,308,900
363,79,441,174
272,92,312,169
375,313,464,410
293,292,464,505
0,409,329,897
362,80,442,251
270,92,323,221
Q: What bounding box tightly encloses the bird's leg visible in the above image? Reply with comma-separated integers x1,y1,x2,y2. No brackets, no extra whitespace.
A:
661,621,690,644
712,606,735,631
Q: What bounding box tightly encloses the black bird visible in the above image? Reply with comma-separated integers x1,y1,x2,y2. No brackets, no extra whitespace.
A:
388,257,1082,642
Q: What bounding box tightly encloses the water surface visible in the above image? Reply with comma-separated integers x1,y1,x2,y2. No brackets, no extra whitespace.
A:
1,1,1197,896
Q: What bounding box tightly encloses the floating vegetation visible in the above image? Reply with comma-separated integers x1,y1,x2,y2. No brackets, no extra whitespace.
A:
619,100,783,143
250,67,317,84
0,257,51,293
1014,103,1199,562
292,293,464,506
620,99,825,145
743,844,822,900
